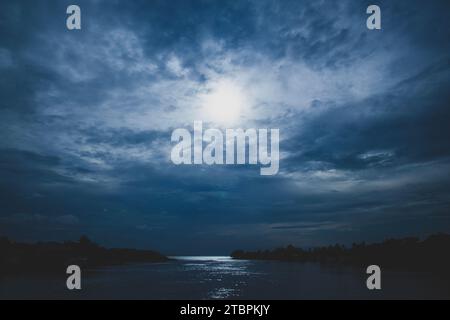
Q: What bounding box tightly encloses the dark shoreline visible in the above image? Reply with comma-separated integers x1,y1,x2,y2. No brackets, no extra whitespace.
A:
231,233,450,274
0,235,169,275
3,233,450,276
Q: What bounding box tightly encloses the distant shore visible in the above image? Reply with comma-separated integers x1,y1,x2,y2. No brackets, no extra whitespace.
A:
0,235,169,274
231,233,450,273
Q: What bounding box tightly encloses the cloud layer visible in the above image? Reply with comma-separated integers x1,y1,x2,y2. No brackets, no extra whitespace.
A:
1,0,450,254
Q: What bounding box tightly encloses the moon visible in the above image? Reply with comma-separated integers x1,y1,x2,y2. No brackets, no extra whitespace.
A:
200,79,248,126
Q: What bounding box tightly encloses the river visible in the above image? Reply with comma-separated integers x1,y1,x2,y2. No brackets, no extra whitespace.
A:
1,256,449,299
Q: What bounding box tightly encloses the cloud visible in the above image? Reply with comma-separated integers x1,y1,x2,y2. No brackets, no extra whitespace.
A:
1,213,79,226
1,0,450,252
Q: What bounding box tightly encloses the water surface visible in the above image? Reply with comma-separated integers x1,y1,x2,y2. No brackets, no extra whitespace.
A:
1,256,449,299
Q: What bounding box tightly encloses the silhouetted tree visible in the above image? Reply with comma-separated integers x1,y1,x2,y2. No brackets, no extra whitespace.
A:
230,233,450,273
0,235,168,274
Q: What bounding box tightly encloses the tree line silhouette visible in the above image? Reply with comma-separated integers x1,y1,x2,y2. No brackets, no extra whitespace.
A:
231,233,450,273
0,235,168,274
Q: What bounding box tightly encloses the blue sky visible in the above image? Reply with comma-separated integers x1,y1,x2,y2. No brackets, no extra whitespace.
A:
1,0,450,254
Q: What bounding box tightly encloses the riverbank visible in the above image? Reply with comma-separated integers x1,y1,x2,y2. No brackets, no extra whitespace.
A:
0,235,169,274
231,233,450,273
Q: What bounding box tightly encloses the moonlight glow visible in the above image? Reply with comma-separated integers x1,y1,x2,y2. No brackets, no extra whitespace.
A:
201,80,248,125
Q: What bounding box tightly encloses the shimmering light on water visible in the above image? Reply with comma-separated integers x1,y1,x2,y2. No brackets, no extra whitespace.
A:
171,256,258,298
1,257,449,299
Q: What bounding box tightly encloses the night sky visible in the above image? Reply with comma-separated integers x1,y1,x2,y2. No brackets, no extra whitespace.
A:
1,0,450,255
